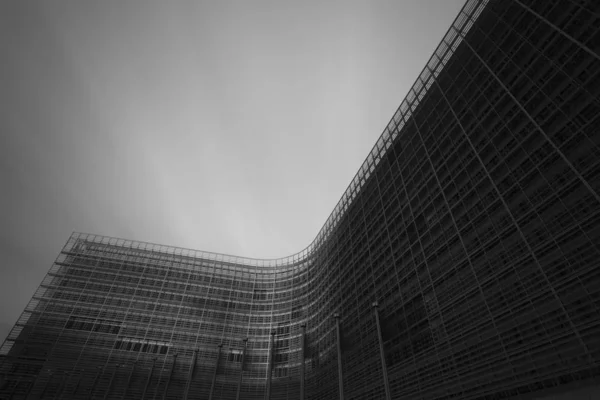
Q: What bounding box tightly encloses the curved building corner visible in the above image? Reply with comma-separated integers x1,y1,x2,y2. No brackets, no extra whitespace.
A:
2,0,600,398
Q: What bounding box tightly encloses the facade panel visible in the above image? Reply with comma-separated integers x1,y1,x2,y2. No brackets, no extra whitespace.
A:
2,0,600,398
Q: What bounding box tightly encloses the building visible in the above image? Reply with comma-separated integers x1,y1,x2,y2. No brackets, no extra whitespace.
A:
2,0,600,398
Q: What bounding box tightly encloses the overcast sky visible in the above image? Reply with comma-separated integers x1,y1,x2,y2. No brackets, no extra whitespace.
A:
0,0,465,343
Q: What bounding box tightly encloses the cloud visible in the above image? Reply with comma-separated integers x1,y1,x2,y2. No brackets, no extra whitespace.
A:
0,0,465,345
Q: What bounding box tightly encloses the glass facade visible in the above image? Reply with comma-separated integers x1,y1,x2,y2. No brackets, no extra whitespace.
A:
2,0,600,398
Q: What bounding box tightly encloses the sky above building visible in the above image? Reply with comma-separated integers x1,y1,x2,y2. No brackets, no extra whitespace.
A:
0,0,465,343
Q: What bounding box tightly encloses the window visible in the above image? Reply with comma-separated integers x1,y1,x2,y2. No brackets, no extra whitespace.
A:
291,306,303,319
113,337,170,354
253,290,267,301
228,349,243,362
65,316,121,335
275,324,290,336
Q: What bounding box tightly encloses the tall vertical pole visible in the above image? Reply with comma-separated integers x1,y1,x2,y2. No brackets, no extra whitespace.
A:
120,362,136,400
90,366,103,398
141,358,156,400
235,338,248,400
373,302,392,400
24,370,37,399
40,371,53,398
265,331,275,400
55,372,69,400
72,369,84,396
334,313,344,400
103,365,119,400
161,353,177,400
300,324,306,400
9,375,21,399
183,349,199,400
208,344,222,400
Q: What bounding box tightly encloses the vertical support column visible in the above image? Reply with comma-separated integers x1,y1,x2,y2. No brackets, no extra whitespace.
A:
334,313,344,400
72,369,84,396
40,371,53,399
9,375,21,399
120,362,136,400
90,366,103,398
373,302,392,400
265,331,275,400
103,364,119,400
161,353,177,400
300,324,306,400
24,372,36,399
141,358,156,400
235,338,248,400
208,344,222,400
183,349,199,400
54,372,68,400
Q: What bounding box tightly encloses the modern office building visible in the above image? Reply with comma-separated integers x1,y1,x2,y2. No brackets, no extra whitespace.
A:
2,0,600,398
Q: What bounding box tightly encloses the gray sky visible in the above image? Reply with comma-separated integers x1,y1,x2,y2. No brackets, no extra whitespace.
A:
0,0,464,343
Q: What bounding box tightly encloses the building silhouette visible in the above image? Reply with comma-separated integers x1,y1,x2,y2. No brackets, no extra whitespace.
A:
2,0,600,398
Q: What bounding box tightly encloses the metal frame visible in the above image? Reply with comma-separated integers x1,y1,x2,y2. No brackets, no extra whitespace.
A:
2,0,600,398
